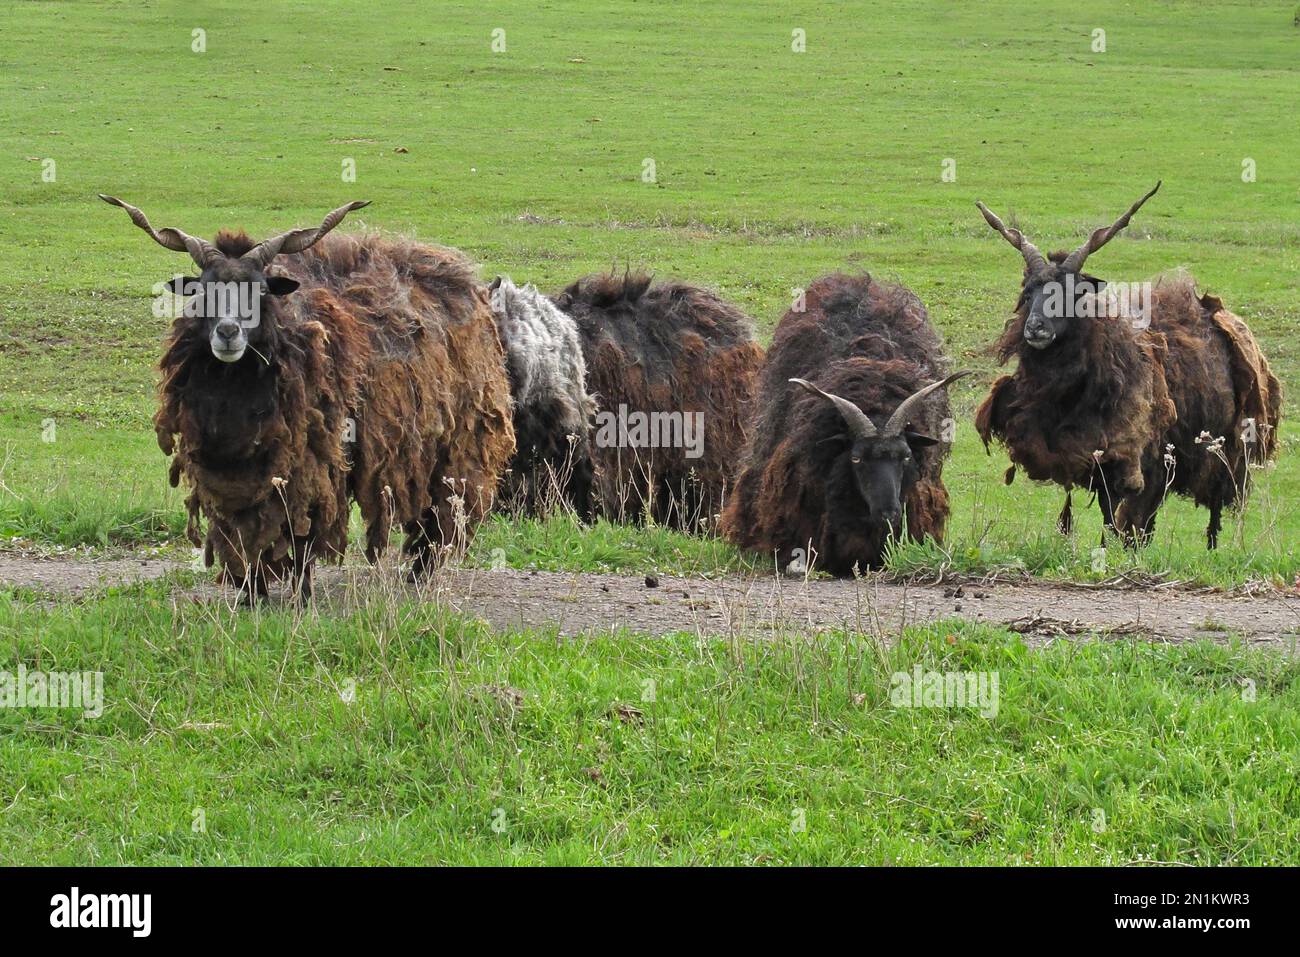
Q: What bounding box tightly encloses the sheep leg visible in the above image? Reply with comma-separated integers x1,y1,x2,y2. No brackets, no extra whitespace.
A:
403,517,438,582
235,564,270,606
569,456,596,523
1207,502,1223,550
1057,491,1073,536
405,486,476,580
1095,481,1119,542
1142,510,1158,545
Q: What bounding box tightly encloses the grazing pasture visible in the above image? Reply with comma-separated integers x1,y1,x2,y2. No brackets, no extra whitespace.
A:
3,586,1299,866
1,0,1296,586
1,0,1298,865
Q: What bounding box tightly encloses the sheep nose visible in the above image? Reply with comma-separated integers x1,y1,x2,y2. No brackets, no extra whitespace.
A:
215,319,241,342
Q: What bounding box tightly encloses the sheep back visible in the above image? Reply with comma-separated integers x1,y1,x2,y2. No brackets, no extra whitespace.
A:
552,272,763,529
489,277,597,515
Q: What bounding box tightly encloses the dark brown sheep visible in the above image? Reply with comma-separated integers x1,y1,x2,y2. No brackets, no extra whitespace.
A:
551,272,763,529
103,196,514,599
973,184,1281,547
721,274,967,576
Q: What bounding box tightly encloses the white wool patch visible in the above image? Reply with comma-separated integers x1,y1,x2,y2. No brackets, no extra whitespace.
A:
490,277,597,436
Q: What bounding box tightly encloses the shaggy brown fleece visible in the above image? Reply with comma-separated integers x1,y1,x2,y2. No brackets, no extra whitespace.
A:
156,231,515,586
552,272,763,529
976,270,1280,545
721,273,958,575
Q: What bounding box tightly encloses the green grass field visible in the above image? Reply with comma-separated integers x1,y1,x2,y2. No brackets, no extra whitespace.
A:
3,586,1298,865
1,1,1298,865
2,0,1297,585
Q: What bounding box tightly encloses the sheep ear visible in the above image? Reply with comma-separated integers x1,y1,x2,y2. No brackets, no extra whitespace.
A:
904,431,939,448
166,275,199,297
265,277,299,296
488,276,503,291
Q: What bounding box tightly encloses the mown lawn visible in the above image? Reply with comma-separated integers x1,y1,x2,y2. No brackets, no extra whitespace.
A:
1,585,1297,865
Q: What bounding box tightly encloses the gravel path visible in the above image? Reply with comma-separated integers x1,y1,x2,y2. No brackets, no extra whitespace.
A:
4,552,1299,647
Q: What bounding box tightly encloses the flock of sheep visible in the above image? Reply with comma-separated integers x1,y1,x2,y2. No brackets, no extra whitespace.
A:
99,185,1282,601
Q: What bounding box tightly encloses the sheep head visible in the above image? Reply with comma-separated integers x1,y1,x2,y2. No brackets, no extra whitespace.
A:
790,371,969,529
100,195,368,363
975,183,1159,350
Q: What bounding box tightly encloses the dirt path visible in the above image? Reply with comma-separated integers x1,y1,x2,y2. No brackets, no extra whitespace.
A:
2,552,1299,647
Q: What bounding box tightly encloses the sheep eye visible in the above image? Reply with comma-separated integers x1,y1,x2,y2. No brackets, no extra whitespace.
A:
850,456,861,464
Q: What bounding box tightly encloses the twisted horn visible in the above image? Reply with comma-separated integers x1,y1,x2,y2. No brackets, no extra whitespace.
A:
883,370,972,436
975,201,1049,276
1061,181,1161,274
98,194,223,268
789,378,877,439
243,200,370,267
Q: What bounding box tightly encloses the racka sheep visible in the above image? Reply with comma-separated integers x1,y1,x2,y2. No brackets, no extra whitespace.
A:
973,183,1280,547
551,271,763,529
102,195,514,599
488,276,597,517
721,273,968,575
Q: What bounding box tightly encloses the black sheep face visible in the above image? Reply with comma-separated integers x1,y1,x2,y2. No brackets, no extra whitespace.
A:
1018,266,1105,351
168,259,299,364
846,432,936,531
793,373,964,538
976,183,1161,352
